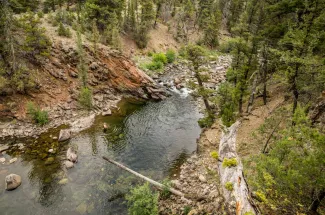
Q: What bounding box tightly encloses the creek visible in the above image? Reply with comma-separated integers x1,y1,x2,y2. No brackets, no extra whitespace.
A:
0,91,201,215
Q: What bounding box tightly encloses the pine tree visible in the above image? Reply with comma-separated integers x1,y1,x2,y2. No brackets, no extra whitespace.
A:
91,18,100,57
19,12,51,62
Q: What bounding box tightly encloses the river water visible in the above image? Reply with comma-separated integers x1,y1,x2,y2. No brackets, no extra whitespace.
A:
0,92,201,215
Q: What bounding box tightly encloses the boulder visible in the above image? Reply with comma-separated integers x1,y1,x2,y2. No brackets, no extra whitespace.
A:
67,148,78,163
5,174,22,191
64,160,74,169
9,158,17,164
102,109,112,116
0,157,5,163
58,129,71,142
174,77,181,85
198,175,207,183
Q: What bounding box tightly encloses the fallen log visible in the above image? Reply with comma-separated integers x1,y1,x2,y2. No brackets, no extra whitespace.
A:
102,156,187,198
218,122,259,215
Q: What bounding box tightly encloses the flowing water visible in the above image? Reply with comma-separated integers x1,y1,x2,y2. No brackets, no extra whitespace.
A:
0,92,201,215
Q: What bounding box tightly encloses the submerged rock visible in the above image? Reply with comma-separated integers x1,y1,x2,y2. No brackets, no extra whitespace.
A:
45,157,55,165
58,129,71,142
64,160,74,169
0,157,5,163
5,174,22,191
67,148,78,163
58,178,68,185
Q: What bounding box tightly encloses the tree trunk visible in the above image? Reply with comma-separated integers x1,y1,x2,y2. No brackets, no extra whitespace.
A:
292,64,299,116
154,3,162,28
102,156,187,198
309,190,325,213
246,74,258,113
218,122,259,214
195,71,211,112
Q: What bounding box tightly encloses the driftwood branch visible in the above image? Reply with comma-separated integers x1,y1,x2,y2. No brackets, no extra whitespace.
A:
102,156,187,198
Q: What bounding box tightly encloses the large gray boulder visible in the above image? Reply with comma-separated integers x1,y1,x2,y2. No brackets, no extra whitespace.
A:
5,174,22,191
58,129,71,142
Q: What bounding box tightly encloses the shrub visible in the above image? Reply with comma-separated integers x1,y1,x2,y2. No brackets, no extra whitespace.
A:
78,87,93,110
244,212,255,215
198,113,215,128
222,158,238,168
145,61,164,71
126,182,159,215
27,102,49,126
225,182,234,191
166,49,176,63
58,23,72,38
153,53,168,65
184,206,192,215
37,11,44,18
161,179,172,199
210,151,219,160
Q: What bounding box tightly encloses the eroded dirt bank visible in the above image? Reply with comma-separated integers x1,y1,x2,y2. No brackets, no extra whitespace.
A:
0,34,166,139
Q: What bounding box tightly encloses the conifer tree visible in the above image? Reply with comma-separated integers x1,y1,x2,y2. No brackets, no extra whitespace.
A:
91,18,99,57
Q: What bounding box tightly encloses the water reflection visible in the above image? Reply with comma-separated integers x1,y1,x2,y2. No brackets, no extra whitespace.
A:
0,93,201,214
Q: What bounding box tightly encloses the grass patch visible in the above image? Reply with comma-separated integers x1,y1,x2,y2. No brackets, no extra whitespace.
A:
27,102,49,126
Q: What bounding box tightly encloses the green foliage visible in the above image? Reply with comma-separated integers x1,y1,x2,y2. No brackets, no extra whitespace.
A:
225,182,234,191
243,212,255,215
126,182,159,215
198,112,214,128
58,22,71,37
78,87,92,110
246,106,325,214
166,49,176,63
160,179,172,199
152,53,167,65
210,151,219,160
183,206,192,215
217,82,239,127
27,102,49,126
222,158,238,168
145,61,164,71
37,11,44,18
19,12,51,60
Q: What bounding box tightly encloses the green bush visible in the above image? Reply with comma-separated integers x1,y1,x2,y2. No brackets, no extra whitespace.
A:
222,158,238,168
161,179,172,199
126,182,159,215
27,102,49,126
58,23,72,38
78,87,93,110
198,112,215,128
145,61,164,71
184,206,192,215
37,11,44,18
210,151,219,160
166,49,176,63
225,182,234,191
153,53,168,65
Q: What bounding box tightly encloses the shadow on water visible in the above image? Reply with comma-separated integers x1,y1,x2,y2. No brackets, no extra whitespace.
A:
0,93,201,215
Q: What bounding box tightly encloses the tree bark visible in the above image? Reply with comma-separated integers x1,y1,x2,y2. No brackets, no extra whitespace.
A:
246,74,258,113
218,122,259,214
309,190,325,213
195,71,211,112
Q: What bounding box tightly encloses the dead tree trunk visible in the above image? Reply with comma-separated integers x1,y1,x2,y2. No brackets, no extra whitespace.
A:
102,156,187,198
218,122,259,215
